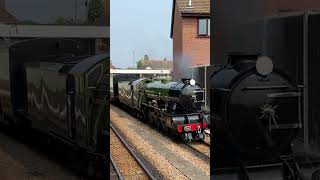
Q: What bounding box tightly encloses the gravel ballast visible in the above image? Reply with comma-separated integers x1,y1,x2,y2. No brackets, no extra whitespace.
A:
110,129,149,179
110,105,210,180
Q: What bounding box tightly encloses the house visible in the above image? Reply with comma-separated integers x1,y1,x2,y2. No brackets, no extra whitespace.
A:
171,0,210,80
137,57,173,70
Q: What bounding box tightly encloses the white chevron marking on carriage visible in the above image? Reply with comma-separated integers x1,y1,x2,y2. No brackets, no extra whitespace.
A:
27,88,86,124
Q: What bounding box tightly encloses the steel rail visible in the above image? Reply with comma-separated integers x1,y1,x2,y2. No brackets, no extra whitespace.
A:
110,155,124,180
184,143,210,161
110,123,157,180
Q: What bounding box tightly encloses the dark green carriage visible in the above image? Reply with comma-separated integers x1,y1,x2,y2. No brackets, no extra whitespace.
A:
0,39,109,177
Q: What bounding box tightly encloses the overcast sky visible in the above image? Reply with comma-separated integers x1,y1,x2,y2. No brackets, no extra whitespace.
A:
110,0,173,68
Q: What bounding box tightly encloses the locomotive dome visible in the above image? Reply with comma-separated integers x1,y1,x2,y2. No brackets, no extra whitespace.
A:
256,56,274,76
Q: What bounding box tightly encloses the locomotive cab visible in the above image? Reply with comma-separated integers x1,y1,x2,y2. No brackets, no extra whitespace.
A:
70,54,109,151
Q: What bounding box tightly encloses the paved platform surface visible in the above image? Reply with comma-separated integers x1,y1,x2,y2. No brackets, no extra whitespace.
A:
0,128,81,180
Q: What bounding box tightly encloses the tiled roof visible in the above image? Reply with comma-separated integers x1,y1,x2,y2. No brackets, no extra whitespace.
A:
176,0,210,15
139,59,173,70
0,8,17,24
170,0,210,38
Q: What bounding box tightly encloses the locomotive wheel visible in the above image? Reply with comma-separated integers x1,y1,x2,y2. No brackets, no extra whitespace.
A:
198,132,205,141
139,106,147,122
131,109,137,117
137,111,142,121
161,118,169,133
154,109,162,130
147,109,154,125
86,158,107,179
138,111,145,121
87,162,95,178
155,118,161,130
181,133,188,143
93,160,108,179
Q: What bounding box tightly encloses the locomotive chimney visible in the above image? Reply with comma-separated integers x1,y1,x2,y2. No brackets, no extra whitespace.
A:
227,52,260,65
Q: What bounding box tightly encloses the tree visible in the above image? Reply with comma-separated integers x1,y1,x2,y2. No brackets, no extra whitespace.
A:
54,17,73,24
137,60,144,69
18,20,40,25
144,54,149,60
54,17,85,25
88,0,104,23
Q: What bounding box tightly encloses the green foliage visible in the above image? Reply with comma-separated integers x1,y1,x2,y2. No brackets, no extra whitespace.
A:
88,0,104,23
18,20,40,25
137,59,144,69
160,79,170,84
54,17,85,25
54,17,73,24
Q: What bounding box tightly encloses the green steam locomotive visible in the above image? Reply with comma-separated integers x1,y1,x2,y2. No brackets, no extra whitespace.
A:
113,78,209,142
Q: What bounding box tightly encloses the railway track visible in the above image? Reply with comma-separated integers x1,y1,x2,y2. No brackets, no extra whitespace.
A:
110,123,156,180
110,105,211,179
184,142,210,161
110,156,122,180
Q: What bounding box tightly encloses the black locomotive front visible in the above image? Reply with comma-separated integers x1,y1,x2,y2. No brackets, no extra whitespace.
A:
211,54,302,167
172,79,206,114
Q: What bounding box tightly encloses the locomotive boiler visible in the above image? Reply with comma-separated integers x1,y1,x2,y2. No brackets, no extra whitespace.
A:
114,78,209,142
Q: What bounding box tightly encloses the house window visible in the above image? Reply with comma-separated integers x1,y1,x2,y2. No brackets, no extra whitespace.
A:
198,18,210,36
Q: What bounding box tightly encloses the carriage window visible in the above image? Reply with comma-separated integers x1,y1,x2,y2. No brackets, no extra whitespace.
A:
87,65,103,88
